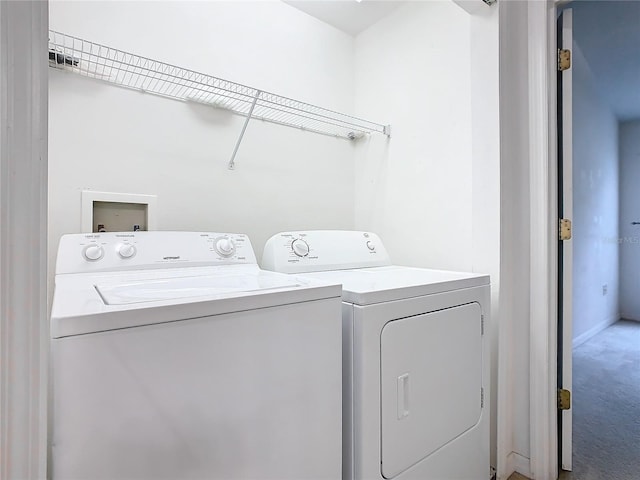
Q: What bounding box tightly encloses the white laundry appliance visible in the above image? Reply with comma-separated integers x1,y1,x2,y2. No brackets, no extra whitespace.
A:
50,231,342,480
262,230,491,480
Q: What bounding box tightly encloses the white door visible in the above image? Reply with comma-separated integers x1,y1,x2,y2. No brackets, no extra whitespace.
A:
558,7,573,473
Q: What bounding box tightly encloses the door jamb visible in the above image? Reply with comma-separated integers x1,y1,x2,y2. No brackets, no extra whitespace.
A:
0,2,49,478
528,0,560,479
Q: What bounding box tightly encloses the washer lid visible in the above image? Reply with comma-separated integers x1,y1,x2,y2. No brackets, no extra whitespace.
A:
51,265,340,338
95,272,303,305
300,266,489,305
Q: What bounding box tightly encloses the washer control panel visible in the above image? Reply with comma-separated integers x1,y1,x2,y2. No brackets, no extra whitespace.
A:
291,238,310,257
82,244,105,261
55,232,256,274
261,230,391,274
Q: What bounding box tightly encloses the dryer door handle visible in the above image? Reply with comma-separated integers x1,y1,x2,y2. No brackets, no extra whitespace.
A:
397,373,410,420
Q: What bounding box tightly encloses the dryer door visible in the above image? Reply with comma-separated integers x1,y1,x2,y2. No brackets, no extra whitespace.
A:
380,302,483,479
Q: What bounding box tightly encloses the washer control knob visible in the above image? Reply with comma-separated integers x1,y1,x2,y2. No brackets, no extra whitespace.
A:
117,243,137,259
216,237,236,257
366,241,376,251
292,239,310,257
83,244,104,261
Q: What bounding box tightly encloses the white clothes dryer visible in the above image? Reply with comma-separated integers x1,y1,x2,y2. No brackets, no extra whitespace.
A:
262,230,491,480
50,231,342,480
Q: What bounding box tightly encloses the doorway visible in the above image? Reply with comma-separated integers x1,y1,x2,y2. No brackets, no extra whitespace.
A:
558,1,640,477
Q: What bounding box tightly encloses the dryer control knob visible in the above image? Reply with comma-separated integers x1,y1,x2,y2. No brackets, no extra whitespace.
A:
83,244,104,261
216,237,236,257
117,243,137,259
292,239,310,257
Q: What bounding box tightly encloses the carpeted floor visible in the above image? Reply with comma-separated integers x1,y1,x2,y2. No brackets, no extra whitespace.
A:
508,320,640,480
560,319,640,479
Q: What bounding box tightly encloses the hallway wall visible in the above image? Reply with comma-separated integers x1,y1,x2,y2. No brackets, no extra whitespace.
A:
571,40,620,346
619,120,640,320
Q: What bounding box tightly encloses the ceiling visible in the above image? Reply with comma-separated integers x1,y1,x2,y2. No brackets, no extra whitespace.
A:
571,1,640,120
282,0,407,36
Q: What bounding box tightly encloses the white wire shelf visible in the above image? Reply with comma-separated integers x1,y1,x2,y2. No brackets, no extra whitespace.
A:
48,30,391,164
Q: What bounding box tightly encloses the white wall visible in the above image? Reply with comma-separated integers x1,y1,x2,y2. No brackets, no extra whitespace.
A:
353,1,473,270
619,120,640,320
353,0,501,468
469,6,500,468
48,0,357,280
571,41,620,344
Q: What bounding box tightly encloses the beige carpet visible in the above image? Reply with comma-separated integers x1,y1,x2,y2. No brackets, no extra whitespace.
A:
562,320,640,479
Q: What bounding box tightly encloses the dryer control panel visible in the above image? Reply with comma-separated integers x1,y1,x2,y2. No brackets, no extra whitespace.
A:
262,230,391,274
55,232,256,274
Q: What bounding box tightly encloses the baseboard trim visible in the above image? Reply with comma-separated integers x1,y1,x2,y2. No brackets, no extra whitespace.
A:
572,313,619,348
505,451,531,479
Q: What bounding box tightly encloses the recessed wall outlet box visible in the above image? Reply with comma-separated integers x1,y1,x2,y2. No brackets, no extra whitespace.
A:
81,191,157,233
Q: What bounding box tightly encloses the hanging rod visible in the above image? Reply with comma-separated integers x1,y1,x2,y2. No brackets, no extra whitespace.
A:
48,30,391,158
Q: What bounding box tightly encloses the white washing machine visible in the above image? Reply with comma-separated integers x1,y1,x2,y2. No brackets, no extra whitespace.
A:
262,230,491,480
50,231,342,480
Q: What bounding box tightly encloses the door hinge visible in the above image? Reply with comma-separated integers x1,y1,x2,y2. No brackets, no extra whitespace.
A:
481,314,484,335
559,218,572,240
490,466,497,480
558,49,571,71
558,388,571,410
481,387,484,408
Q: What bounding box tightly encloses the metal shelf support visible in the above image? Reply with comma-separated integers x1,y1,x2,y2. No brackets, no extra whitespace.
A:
228,90,260,170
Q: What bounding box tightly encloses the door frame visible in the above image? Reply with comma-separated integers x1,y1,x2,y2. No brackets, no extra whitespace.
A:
528,0,562,479
557,7,573,471
0,2,49,478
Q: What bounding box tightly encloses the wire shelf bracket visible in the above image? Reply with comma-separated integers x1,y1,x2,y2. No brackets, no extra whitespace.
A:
48,30,391,169
228,90,260,170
